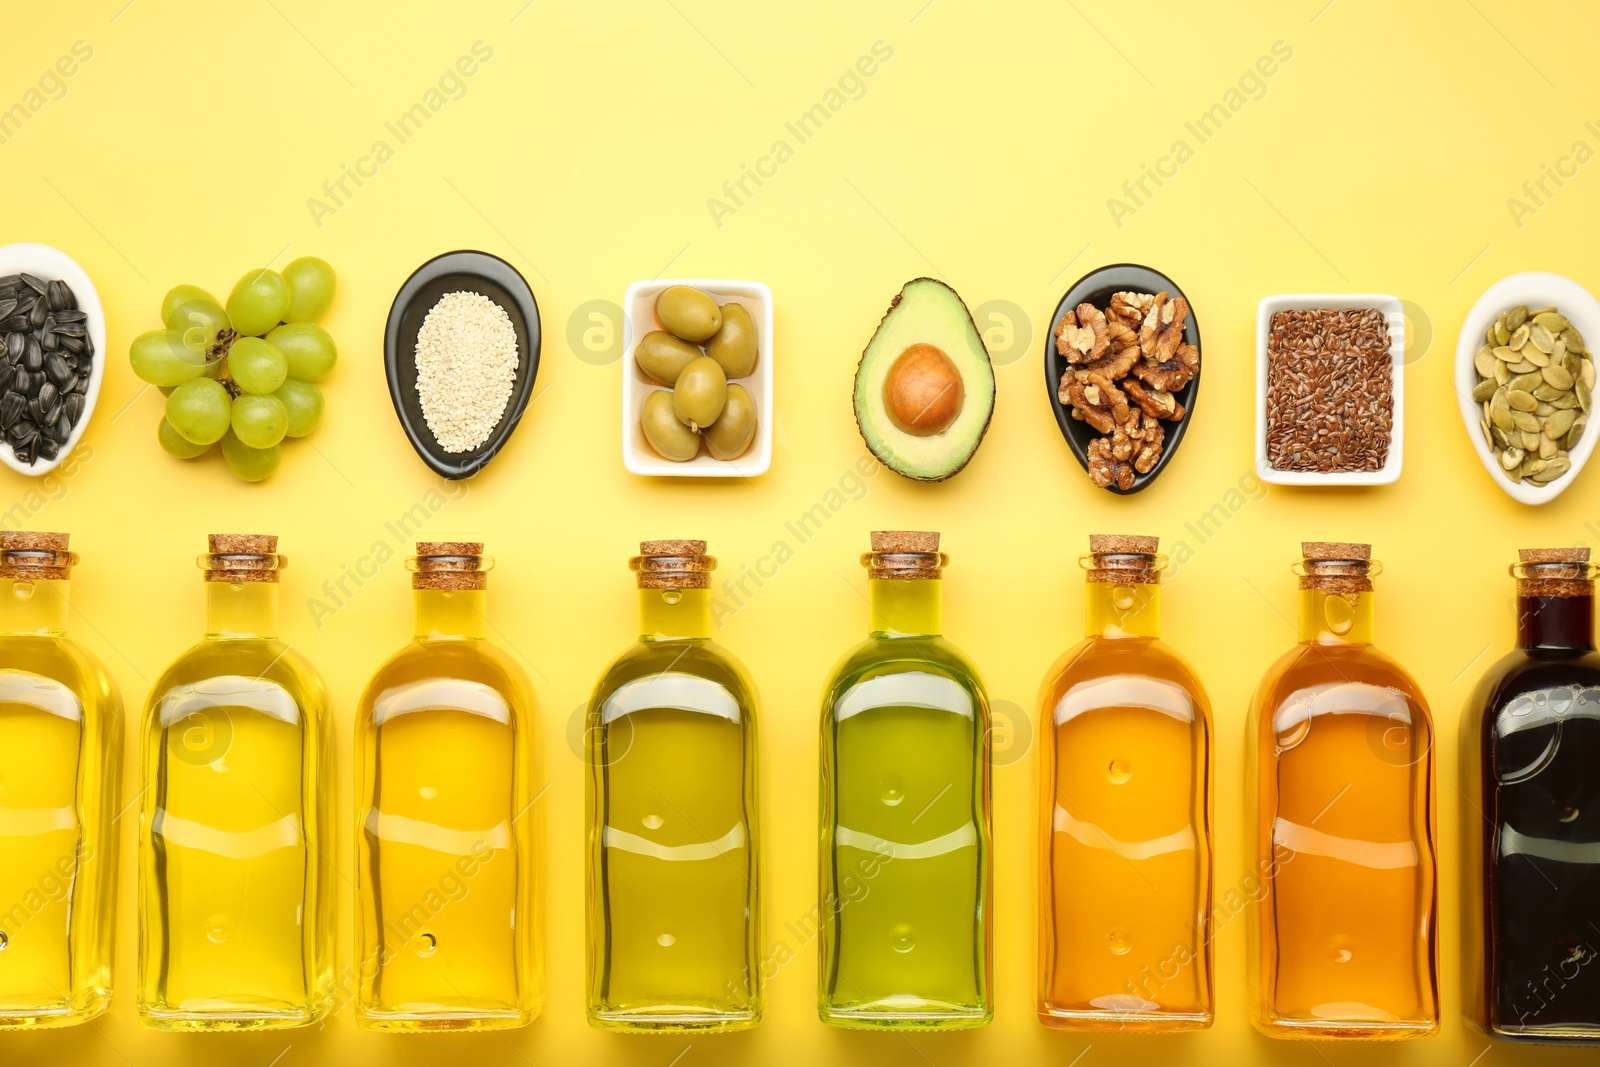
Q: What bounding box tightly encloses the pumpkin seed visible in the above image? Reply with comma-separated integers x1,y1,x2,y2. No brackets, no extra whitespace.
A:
1530,324,1556,353
1566,416,1587,450
1493,425,1513,448
1507,389,1538,411
1491,390,1514,429
1495,361,1511,385
1536,401,1555,417
1494,345,1521,362
1522,430,1542,450
1535,311,1569,333
1498,322,1512,346
1529,306,1557,317
1524,347,1552,367
1540,435,1559,458
1511,371,1544,392
1514,410,1543,433
1543,364,1575,390
1583,358,1595,389
1553,392,1580,409
1533,382,1566,402
1511,324,1531,349
1481,418,1494,447
1506,305,1529,330
1579,379,1592,413
1475,348,1499,377
1501,447,1524,470
1534,455,1571,483
1546,408,1578,438
1472,378,1500,402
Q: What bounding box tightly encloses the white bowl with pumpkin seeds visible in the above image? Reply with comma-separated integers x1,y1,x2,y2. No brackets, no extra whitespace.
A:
1456,271,1600,505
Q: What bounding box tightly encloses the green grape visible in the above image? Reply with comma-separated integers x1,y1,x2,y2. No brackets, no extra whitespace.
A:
158,417,211,458
166,377,231,445
220,430,280,482
274,378,324,437
130,329,206,387
227,336,288,394
160,284,215,326
282,257,336,322
168,298,232,357
225,268,291,336
265,322,337,381
231,394,288,449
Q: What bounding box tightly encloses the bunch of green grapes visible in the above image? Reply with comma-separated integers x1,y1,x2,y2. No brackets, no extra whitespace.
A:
130,257,337,481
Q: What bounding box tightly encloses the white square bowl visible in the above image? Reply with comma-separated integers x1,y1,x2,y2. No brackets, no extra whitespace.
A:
1454,271,1600,506
622,278,773,477
1255,293,1405,486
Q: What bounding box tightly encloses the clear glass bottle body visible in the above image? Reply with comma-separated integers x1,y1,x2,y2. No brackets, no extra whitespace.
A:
1463,560,1600,1041
356,586,540,1030
1248,574,1439,1039
137,575,334,1030
819,572,992,1030
586,584,762,1032
0,574,122,1029
1037,572,1212,1031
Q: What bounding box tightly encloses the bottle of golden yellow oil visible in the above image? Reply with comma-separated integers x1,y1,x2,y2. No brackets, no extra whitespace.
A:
0,532,121,1029
137,534,333,1031
818,531,992,1030
1037,535,1213,1031
586,539,762,1032
355,542,540,1030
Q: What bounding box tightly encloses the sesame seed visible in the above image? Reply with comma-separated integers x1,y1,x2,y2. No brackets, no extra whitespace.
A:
413,290,519,454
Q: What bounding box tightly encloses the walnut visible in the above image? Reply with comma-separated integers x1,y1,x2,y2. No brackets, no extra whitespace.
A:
1110,291,1154,327
1106,317,1140,352
1087,436,1135,490
1138,292,1190,366
1132,340,1199,391
1082,343,1140,380
1061,371,1129,434
1123,378,1186,421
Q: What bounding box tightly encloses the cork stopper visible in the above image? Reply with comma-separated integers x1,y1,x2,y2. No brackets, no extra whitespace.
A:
203,534,283,583
411,541,490,591
0,531,76,580
1084,534,1162,585
864,530,946,580
1514,547,1595,598
632,539,715,589
1297,541,1375,594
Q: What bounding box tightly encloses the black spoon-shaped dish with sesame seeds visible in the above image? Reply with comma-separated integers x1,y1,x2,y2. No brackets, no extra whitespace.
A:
1044,263,1202,495
384,249,541,480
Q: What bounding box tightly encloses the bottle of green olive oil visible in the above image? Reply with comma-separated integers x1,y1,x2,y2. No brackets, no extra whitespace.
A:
586,540,762,1032
818,531,992,1029
137,535,333,1031
0,532,122,1030
355,542,540,1030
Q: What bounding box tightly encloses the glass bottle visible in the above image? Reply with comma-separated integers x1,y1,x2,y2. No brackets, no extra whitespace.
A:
0,532,121,1029
1247,541,1438,1039
1463,547,1600,1041
1037,534,1212,1031
818,530,992,1030
355,542,540,1030
585,539,762,1032
137,534,333,1030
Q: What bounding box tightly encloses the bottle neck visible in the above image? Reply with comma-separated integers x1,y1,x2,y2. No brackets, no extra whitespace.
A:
639,587,710,640
205,580,280,640
868,577,942,637
1518,593,1595,651
415,587,485,641
1085,579,1160,639
0,576,68,636
1297,588,1374,645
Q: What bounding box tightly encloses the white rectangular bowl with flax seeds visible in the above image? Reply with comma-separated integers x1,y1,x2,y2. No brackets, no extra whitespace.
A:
622,278,773,477
1255,293,1405,486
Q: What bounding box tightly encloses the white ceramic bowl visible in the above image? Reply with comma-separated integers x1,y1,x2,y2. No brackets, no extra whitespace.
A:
0,243,106,477
1255,293,1405,486
1454,271,1600,506
622,279,773,477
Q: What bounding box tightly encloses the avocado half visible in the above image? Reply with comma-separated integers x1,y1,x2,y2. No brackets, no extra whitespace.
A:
853,278,996,482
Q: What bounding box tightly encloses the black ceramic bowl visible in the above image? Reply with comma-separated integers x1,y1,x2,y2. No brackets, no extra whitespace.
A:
384,250,541,479
1043,263,1202,495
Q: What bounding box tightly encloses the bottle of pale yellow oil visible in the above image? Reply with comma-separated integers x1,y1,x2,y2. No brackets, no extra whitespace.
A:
355,542,541,1031
0,532,122,1029
586,540,762,1032
137,534,333,1031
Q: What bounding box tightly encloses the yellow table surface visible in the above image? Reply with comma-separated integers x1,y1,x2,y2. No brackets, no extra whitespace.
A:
2,1,1596,1064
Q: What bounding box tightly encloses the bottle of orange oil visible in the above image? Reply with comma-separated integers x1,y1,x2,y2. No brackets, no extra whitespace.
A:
137,535,333,1030
585,539,762,1032
355,542,540,1030
0,532,122,1029
1037,534,1213,1031
1247,541,1438,1039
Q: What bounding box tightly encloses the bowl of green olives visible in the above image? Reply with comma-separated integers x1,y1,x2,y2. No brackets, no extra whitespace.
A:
623,278,772,477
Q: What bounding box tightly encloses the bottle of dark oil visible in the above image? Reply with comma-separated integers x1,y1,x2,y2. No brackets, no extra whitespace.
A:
1464,547,1600,1042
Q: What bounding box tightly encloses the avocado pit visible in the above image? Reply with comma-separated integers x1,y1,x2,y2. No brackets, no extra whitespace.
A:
883,342,964,436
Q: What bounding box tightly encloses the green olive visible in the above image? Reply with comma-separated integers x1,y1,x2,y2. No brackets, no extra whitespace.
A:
706,302,758,378
672,356,726,430
641,390,699,461
705,382,756,460
635,330,701,385
656,285,722,343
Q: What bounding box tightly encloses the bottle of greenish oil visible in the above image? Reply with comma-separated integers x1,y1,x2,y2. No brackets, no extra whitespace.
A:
818,530,992,1030
137,535,333,1031
585,540,762,1032
0,532,122,1030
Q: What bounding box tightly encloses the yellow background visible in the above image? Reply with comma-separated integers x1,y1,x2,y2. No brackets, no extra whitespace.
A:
1,1,1596,1064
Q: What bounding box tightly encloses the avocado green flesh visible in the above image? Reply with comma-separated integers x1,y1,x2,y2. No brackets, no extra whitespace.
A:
854,278,996,481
